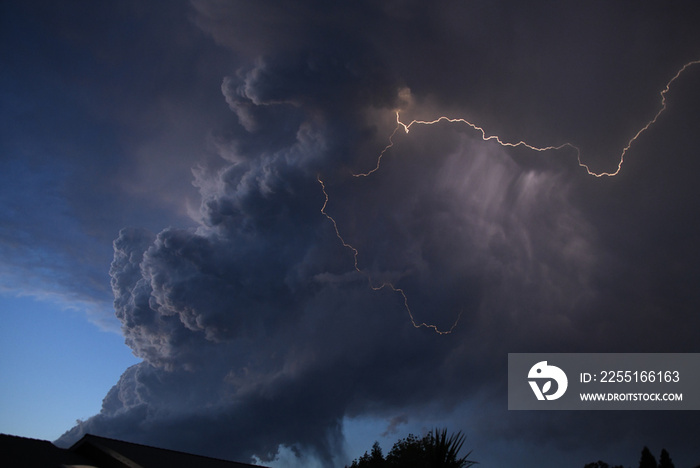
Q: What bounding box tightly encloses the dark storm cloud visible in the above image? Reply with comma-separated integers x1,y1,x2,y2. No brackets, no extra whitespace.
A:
54,1,700,467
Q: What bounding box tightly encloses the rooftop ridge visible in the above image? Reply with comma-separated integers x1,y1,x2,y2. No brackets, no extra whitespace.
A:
74,433,267,468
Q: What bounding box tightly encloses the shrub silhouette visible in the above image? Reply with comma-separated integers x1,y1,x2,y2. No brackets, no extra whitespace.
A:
583,461,623,468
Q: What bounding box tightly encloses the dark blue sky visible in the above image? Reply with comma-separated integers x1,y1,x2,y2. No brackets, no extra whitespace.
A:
2,1,700,467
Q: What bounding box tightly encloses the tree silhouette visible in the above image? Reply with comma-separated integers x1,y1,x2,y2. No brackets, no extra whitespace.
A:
349,442,385,468
658,448,675,468
639,446,658,468
347,428,476,468
384,433,426,468
584,462,610,468
422,428,474,468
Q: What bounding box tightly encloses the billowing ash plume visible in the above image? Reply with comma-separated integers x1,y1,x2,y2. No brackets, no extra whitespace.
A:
56,1,700,466
55,38,595,464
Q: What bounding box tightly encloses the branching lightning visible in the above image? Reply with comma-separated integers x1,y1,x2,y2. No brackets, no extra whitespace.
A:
354,115,578,178
319,176,461,335
320,59,699,334
356,59,700,178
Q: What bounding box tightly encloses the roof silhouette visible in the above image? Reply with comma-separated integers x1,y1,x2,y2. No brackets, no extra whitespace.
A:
0,433,269,468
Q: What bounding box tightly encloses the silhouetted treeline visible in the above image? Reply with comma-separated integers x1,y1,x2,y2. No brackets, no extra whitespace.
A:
350,431,683,468
584,445,676,468
347,428,476,468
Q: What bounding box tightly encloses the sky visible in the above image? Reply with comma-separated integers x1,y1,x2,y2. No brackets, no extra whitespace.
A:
1,1,700,467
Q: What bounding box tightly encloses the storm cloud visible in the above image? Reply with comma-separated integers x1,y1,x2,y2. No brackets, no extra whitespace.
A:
48,1,700,467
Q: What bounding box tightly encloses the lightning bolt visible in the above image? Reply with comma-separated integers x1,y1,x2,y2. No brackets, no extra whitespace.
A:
320,58,699,334
356,59,700,178
354,114,577,179
319,176,461,335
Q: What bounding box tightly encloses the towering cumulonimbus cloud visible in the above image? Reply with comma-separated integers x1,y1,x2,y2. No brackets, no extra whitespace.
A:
55,43,596,464
56,1,700,466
